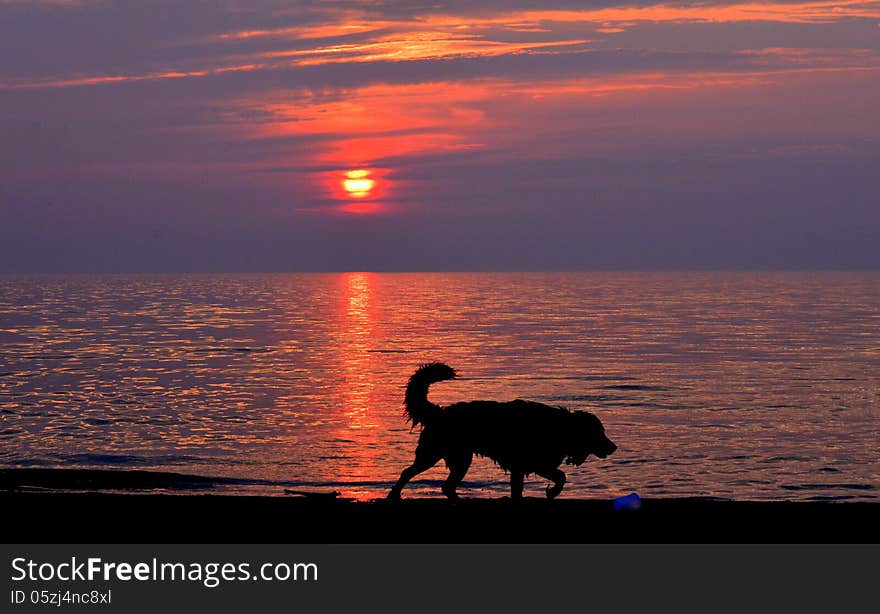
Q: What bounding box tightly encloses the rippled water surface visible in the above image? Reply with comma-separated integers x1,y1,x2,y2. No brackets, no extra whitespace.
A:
1,273,878,500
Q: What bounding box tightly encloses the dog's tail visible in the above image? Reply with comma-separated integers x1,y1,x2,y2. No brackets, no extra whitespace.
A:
404,362,457,427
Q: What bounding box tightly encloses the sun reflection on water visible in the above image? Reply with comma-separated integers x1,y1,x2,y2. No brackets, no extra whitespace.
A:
338,272,377,429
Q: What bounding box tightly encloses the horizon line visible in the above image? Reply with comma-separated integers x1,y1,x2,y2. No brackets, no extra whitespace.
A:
2,268,879,276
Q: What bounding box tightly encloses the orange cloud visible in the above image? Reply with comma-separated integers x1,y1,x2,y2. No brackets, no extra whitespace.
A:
0,63,262,90
222,47,880,177
212,1,880,42
497,1,880,27
5,1,880,90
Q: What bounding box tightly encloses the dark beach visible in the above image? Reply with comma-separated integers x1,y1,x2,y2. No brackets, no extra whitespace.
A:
3,469,877,543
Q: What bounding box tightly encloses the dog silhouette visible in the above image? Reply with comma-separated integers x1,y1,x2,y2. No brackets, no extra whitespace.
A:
388,363,617,500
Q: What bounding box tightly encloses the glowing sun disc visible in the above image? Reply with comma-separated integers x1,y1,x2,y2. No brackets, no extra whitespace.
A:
342,169,375,198
343,178,375,193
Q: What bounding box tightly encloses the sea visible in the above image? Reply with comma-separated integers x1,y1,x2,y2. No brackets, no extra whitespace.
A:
1,273,878,501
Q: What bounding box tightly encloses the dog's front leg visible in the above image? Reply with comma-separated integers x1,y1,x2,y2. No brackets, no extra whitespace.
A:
538,469,566,499
510,470,524,502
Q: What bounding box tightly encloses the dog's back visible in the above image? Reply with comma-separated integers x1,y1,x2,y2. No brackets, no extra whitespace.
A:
439,400,573,472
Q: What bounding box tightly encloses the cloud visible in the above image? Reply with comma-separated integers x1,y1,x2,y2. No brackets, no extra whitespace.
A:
3,0,880,88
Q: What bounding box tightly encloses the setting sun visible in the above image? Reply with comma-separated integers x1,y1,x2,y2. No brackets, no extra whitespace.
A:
343,169,375,198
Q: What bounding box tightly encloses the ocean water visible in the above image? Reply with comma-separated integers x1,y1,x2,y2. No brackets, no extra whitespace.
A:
1,272,878,501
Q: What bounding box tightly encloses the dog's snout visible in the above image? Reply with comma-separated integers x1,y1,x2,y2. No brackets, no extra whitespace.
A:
600,439,617,458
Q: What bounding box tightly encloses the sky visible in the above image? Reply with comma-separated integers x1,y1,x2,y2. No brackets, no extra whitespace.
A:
1,0,879,272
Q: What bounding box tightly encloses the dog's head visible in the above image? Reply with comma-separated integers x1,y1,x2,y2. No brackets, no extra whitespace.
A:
565,411,617,466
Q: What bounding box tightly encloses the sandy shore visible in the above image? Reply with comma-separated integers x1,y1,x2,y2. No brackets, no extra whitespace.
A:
3,489,877,543
3,468,877,543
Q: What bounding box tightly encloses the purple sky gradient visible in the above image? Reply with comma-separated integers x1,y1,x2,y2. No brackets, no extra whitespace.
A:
2,0,879,272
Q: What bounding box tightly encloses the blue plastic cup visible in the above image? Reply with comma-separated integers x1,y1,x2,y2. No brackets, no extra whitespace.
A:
613,493,642,511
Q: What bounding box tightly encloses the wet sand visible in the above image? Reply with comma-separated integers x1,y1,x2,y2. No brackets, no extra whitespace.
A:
4,487,878,543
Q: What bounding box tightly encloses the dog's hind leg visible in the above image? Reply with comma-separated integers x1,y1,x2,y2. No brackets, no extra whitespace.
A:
387,446,441,500
441,451,472,500
510,470,525,502
537,468,566,499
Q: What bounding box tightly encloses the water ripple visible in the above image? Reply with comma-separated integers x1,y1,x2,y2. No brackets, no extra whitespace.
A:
1,272,878,501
